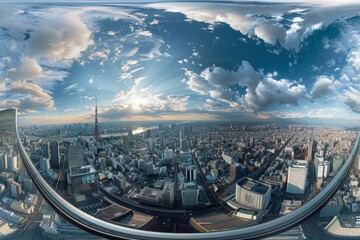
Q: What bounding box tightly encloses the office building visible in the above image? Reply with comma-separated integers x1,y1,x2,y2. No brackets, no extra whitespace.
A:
10,181,22,198
42,142,50,158
287,160,308,194
122,135,129,153
332,155,344,173
180,139,187,151
186,165,197,182
114,173,126,190
0,220,13,236
235,177,271,211
181,182,200,207
39,213,61,235
163,148,174,165
69,165,102,210
7,155,17,172
68,144,83,170
50,142,60,170
138,187,162,206
40,157,50,172
0,154,7,172
230,162,244,182
161,182,174,207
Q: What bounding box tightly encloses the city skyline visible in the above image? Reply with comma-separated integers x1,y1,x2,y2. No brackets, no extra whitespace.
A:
0,1,360,125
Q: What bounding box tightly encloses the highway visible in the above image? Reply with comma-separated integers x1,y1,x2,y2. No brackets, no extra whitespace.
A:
4,107,359,240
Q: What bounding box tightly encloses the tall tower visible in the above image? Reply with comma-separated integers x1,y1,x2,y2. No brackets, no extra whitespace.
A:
94,98,102,141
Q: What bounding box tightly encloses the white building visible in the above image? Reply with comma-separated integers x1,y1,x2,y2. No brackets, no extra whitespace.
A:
287,160,308,194
235,177,271,211
181,182,200,207
161,182,174,206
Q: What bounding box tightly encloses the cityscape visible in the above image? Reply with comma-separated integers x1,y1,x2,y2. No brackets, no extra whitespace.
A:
1,0,360,239
0,104,359,239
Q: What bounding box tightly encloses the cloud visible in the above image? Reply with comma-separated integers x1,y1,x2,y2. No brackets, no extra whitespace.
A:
343,87,360,113
27,17,93,61
4,57,45,82
2,81,55,113
64,83,85,94
149,2,360,51
310,75,337,99
185,61,307,112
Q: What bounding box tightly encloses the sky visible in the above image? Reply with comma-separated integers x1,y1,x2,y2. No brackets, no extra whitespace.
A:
1,1,360,125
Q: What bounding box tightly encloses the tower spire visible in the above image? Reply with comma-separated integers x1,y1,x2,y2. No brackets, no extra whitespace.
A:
94,97,101,141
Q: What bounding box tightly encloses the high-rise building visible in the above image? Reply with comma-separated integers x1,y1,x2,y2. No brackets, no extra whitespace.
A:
0,154,7,172
185,165,197,182
230,162,244,182
159,131,165,148
49,142,60,170
145,163,153,176
69,165,102,210
180,139,187,151
39,213,61,235
42,142,50,159
122,135,129,153
181,182,200,207
161,182,174,207
114,173,126,190
94,98,102,141
7,155,17,172
68,145,83,170
287,160,308,194
235,177,271,211
163,148,174,165
40,157,50,172
10,181,22,199
332,155,344,173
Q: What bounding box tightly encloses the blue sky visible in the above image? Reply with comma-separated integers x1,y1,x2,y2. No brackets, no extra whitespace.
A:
1,1,360,125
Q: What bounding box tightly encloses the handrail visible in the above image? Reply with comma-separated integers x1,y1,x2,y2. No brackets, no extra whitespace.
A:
3,108,358,240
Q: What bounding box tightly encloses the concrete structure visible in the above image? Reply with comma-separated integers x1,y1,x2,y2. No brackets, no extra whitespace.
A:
42,142,50,158
114,173,126,190
7,155,17,172
10,181,22,198
185,165,197,182
69,165,102,210
0,220,13,236
50,141,60,170
10,200,35,214
235,177,271,211
39,213,61,234
287,160,308,194
279,200,302,215
230,162,244,182
68,144,83,170
181,182,200,207
161,182,174,207
137,187,162,206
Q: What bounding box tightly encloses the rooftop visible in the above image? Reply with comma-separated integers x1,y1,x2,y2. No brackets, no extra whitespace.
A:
237,177,270,195
70,165,96,176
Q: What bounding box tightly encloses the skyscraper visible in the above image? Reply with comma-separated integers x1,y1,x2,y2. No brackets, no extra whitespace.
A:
161,182,174,207
42,142,50,159
68,144,83,170
50,142,60,170
94,98,102,141
287,160,308,194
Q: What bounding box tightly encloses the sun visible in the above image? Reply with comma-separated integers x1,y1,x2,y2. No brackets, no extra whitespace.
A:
129,96,148,111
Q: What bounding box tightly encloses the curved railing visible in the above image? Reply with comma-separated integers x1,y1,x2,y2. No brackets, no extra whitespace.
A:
4,108,359,240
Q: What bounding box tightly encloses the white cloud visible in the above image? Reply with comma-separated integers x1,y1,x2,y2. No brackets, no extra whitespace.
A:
4,57,45,82
343,87,360,113
185,61,307,112
27,17,93,61
310,75,337,99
